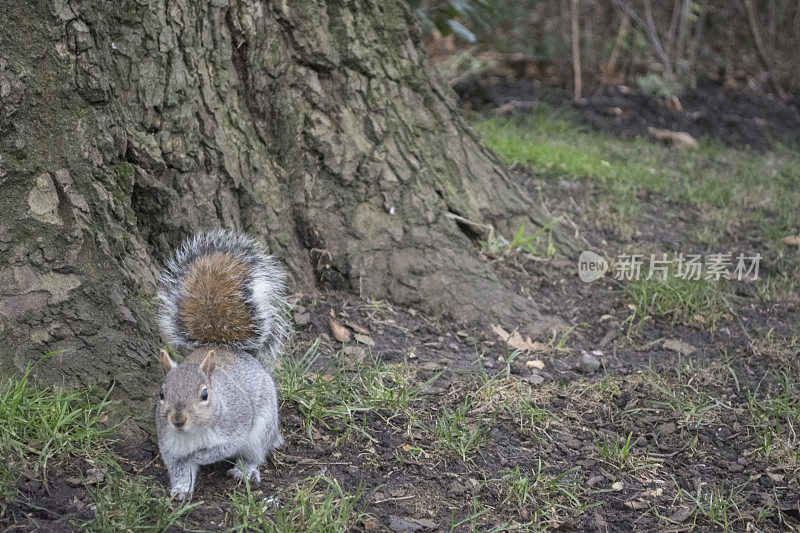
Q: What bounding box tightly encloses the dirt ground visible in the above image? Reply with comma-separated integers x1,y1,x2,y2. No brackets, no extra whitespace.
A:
3,83,800,532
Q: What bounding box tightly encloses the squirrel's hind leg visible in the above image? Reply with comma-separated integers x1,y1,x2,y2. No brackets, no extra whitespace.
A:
227,407,283,484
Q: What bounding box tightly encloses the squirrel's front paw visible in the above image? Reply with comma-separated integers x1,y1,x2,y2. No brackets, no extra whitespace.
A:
227,465,261,483
170,483,193,500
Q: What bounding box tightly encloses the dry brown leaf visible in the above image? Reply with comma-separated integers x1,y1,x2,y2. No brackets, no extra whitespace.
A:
345,321,369,335
490,324,544,352
329,319,350,342
648,127,698,149
354,333,375,346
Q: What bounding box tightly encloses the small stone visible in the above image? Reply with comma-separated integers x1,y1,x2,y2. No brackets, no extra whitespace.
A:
448,480,465,494
524,374,544,385
612,481,624,491
578,353,601,373
388,516,423,532
725,461,744,473
656,422,676,436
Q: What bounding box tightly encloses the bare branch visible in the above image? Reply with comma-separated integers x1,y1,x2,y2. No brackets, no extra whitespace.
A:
608,0,673,78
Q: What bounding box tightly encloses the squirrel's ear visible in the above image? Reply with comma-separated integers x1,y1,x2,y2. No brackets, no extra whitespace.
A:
159,349,176,374
200,350,216,378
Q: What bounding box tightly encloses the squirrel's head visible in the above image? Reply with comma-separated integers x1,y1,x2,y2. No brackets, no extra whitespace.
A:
157,348,216,433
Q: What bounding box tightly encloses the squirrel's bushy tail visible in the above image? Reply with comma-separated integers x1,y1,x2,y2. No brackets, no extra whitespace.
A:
157,230,288,365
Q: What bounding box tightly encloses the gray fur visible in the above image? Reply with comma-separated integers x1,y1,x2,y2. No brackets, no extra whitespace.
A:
155,230,288,498
156,349,284,499
157,229,289,365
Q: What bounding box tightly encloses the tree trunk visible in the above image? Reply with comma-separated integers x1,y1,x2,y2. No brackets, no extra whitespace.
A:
0,0,571,405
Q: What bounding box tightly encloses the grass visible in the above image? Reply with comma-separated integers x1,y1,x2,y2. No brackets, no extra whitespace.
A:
595,432,659,472
276,338,424,440
433,399,492,461
0,359,112,474
643,366,728,427
624,275,727,328
0,355,114,518
496,462,593,524
746,371,800,466
480,221,559,258
477,110,800,281
666,478,773,531
83,460,197,532
226,473,369,532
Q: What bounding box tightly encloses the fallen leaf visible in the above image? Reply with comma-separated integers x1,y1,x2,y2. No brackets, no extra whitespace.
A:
586,475,604,487
662,339,696,356
767,471,785,482
343,345,365,359
647,127,698,149
345,321,369,335
667,95,683,112
329,319,350,342
625,499,649,510
490,324,544,352
354,333,375,346
84,467,105,485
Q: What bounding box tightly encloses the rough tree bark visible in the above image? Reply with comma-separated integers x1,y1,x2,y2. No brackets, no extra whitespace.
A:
0,0,572,407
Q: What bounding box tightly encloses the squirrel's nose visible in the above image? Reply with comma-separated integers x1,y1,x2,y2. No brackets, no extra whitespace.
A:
171,411,187,429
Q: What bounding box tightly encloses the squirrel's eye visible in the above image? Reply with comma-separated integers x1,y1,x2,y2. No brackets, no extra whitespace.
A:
159,389,164,400
200,388,208,401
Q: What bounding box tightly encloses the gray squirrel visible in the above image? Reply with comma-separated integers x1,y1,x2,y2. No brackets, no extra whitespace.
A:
155,230,289,499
